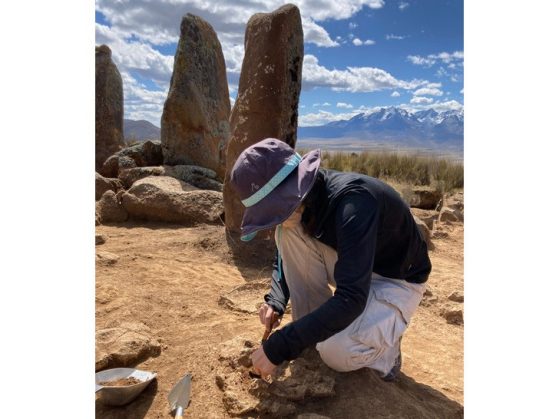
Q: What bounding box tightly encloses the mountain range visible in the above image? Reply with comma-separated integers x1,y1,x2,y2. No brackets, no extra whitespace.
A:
123,106,463,153
124,119,161,141
297,107,464,150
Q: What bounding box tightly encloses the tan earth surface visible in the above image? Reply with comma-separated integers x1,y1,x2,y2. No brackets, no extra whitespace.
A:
96,218,463,418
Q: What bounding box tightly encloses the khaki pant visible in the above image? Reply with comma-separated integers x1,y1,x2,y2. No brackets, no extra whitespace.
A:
276,223,426,375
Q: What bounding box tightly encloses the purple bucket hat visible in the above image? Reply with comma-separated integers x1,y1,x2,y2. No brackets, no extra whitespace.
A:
230,138,321,241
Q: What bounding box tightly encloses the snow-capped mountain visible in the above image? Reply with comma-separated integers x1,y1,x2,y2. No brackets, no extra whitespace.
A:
298,107,464,148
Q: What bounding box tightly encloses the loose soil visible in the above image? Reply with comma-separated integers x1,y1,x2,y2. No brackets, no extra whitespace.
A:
95,219,463,418
100,377,143,387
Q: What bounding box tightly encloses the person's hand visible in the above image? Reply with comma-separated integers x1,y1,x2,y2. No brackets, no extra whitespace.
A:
251,345,277,378
258,303,282,331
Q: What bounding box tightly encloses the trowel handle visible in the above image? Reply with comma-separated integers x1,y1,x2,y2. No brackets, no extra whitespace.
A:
174,406,184,418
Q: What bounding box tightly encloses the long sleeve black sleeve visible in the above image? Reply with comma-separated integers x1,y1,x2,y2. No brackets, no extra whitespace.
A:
263,193,379,365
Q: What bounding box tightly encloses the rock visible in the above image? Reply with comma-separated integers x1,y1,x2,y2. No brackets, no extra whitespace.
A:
218,337,256,369
440,207,459,223
95,212,101,226
96,251,119,265
161,14,230,180
118,165,222,191
222,389,259,417
413,216,435,251
441,308,463,325
121,176,223,224
404,188,443,210
297,415,331,419
100,140,163,178
446,192,464,212
432,230,449,239
410,208,439,230
119,166,165,189
164,165,223,191
448,291,464,303
96,45,125,171
96,190,128,223
218,281,270,314
95,172,122,201
95,234,107,245
223,4,304,235
95,322,161,371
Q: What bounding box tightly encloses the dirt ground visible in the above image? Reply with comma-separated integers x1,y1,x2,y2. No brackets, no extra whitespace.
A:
95,218,463,418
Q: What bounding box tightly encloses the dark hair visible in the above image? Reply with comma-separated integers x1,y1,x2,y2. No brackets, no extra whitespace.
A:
301,169,325,237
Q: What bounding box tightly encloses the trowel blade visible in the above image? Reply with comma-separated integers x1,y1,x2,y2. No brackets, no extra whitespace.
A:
167,373,192,411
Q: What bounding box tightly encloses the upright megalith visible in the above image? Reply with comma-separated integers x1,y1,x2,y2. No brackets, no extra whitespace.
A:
161,14,231,180
223,4,304,236
96,45,125,171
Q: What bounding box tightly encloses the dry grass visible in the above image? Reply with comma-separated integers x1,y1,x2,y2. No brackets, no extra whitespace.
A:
298,149,463,192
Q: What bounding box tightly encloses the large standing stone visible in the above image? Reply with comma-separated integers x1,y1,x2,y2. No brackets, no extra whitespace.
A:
223,4,304,235
161,14,230,180
96,45,124,171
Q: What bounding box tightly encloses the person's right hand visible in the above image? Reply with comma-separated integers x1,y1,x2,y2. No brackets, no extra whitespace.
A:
258,303,281,331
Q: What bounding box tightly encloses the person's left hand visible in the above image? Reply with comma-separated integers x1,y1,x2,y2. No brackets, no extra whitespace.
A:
251,346,277,378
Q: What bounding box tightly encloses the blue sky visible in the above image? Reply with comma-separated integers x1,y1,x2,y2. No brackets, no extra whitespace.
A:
95,0,463,127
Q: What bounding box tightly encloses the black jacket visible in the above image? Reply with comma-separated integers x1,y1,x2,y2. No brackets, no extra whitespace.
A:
263,169,431,365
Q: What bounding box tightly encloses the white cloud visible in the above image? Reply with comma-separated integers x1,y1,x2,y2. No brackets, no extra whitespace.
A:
413,87,443,96
313,102,332,107
303,54,428,93
349,22,358,29
410,96,433,104
407,51,464,68
460,88,464,94
120,72,168,126
95,23,173,88
398,2,410,10
386,34,406,40
302,17,339,47
337,102,354,109
299,109,362,126
401,99,464,113
407,55,437,67
391,91,400,97
353,38,375,46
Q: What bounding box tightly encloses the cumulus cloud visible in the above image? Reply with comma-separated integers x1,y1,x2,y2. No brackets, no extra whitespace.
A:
96,23,174,88
391,91,400,97
413,87,443,96
299,109,361,126
407,51,464,68
401,99,464,113
410,96,433,104
303,54,427,93
349,22,358,29
313,102,332,107
386,34,406,40
353,38,375,46
302,17,339,47
120,72,168,126
337,102,354,109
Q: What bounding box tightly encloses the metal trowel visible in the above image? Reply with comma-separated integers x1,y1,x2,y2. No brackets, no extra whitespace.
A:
168,373,192,418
